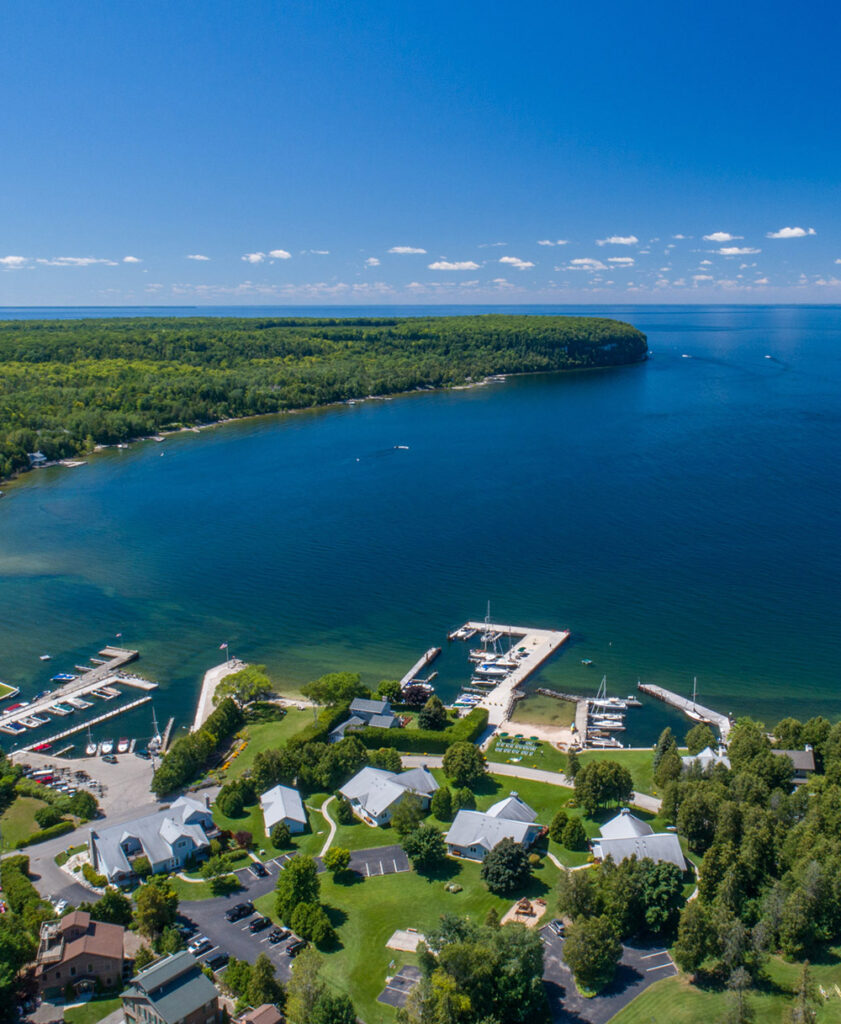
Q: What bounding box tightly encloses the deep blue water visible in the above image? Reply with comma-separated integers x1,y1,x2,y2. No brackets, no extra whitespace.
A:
1,305,840,749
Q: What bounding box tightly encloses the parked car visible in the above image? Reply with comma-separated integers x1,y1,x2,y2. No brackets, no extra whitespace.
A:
225,901,254,922
187,936,212,956
286,938,307,957
101,754,118,764
268,927,290,944
176,917,197,937
249,915,271,933
548,919,565,938
207,951,229,971
250,862,268,877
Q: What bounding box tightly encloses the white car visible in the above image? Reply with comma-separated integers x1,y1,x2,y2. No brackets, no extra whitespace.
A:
187,936,212,956
53,899,68,914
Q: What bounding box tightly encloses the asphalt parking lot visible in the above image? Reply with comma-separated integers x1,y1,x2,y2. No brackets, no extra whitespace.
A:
348,844,409,877
540,927,676,1024
378,964,422,1008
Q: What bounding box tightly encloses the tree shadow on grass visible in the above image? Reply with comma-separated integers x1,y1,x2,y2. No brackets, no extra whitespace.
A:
473,775,505,798
334,868,365,886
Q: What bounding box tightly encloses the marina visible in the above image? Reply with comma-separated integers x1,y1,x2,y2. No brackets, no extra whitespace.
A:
399,647,442,690
17,694,155,753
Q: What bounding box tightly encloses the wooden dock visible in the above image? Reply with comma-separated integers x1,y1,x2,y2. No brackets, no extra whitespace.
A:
17,695,153,752
637,681,731,740
400,647,442,689
454,622,570,726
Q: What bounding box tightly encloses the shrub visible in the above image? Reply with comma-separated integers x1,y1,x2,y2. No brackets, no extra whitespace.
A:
442,742,487,787
233,830,253,849
561,817,587,851
288,701,352,749
334,796,354,825
16,820,74,848
68,789,99,821
548,809,568,843
134,946,156,971
132,855,152,878
152,697,243,796
323,847,351,874
34,805,63,829
356,708,489,754
270,822,292,848
453,787,476,812
290,901,336,948
480,838,532,894
430,785,453,821
528,852,542,866
82,862,108,888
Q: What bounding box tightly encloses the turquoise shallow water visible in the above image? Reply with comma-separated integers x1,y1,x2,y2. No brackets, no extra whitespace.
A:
1,304,840,749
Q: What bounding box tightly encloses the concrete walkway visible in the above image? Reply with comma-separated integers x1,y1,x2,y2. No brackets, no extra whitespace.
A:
318,796,337,857
192,658,245,732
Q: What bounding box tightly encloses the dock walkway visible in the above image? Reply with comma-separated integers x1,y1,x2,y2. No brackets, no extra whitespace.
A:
399,648,441,689
192,659,245,732
637,682,731,740
18,696,153,752
0,647,151,734
456,622,571,727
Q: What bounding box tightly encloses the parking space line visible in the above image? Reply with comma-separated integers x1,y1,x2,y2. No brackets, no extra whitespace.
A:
646,962,675,972
640,951,669,960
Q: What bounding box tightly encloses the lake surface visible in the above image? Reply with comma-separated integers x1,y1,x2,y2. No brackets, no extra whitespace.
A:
1,304,840,749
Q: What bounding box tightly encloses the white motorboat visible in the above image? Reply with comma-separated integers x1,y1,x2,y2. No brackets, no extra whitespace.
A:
100,739,114,755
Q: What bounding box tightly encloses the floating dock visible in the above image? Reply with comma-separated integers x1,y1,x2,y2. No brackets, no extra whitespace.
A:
17,695,153,752
400,647,442,689
453,623,570,726
637,681,731,740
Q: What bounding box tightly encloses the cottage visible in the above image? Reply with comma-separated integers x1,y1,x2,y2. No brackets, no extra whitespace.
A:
772,746,816,785
339,765,438,825
681,745,731,771
260,783,308,835
123,951,221,1024
445,792,542,861
35,911,124,999
329,697,399,741
591,808,686,871
90,795,214,883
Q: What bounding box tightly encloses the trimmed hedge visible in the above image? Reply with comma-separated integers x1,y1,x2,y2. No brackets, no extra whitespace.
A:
287,701,351,749
16,819,75,848
152,696,244,796
356,708,488,753
82,862,108,887
1,855,43,913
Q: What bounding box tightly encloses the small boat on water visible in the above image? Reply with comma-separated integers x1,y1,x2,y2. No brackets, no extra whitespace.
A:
39,654,51,662
100,739,114,755
32,741,52,752
580,659,594,666
474,664,510,679
117,738,130,754
50,673,76,683
66,696,93,710
35,690,53,700
49,703,74,717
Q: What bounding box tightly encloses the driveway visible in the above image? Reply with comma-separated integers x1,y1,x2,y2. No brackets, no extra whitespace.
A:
348,845,409,877
540,927,676,1024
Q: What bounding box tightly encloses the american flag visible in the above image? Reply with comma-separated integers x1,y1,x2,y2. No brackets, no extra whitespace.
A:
219,642,228,650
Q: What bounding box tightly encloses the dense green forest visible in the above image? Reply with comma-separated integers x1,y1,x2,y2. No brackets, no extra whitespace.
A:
0,314,646,482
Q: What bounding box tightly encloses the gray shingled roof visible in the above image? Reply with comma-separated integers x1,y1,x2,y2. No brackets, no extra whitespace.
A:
445,809,535,852
772,748,816,772
125,952,218,1024
339,765,439,817
592,833,687,871
599,808,655,840
485,793,537,823
350,698,391,716
681,746,731,770
260,784,307,829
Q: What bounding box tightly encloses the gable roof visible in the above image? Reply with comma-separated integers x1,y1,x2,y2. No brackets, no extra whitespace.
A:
772,748,816,772
396,766,439,796
91,800,212,878
599,808,655,841
239,1006,282,1024
682,746,731,770
125,951,217,1024
339,765,439,817
260,784,307,829
60,910,91,932
593,833,687,871
350,698,391,716
445,809,536,853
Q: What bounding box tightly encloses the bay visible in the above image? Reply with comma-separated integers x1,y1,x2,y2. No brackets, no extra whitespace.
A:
1,304,840,749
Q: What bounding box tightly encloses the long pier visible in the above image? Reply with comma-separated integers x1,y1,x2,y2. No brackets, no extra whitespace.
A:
0,647,154,738
456,623,571,726
400,647,442,689
637,682,731,740
17,695,153,752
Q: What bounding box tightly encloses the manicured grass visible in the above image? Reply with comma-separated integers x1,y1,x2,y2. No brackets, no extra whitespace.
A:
55,843,86,867
254,854,561,1024
213,795,330,860
485,735,568,773
577,749,659,797
0,682,17,700
612,950,841,1024
0,795,49,848
171,873,242,901
510,693,576,728
219,709,315,782
64,996,123,1024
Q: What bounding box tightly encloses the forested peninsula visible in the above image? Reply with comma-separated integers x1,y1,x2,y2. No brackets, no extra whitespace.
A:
0,314,646,482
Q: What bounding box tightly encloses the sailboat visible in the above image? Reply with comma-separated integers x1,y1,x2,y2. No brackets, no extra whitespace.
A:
686,677,708,722
85,724,97,757
147,706,163,755
589,676,628,712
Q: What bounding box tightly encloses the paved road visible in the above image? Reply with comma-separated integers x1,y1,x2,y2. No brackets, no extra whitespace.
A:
541,926,676,1023
400,756,661,813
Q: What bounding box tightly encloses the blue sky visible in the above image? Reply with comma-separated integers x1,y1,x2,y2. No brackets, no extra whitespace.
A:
2,0,840,305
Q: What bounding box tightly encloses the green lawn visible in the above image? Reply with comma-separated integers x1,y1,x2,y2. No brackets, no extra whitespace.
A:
219,709,315,782
255,854,561,1024
213,795,330,861
485,734,568,774
0,682,18,700
510,693,576,728
64,996,123,1024
611,951,841,1024
0,795,49,848
55,843,86,867
577,749,660,797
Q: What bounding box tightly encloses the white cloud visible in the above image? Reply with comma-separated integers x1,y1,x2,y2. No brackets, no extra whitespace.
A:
693,274,714,282
122,255,142,263
427,260,480,270
0,255,28,267
242,252,266,263
364,257,381,267
478,241,508,248
302,249,330,255
766,226,816,239
595,235,638,246
607,257,634,266
186,254,210,261
835,259,841,265
499,256,534,270
703,231,742,242
388,246,427,254
268,249,292,260
537,239,569,246
754,277,770,285
36,256,118,267
699,259,713,265
672,234,688,240
568,257,608,271
719,246,761,255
